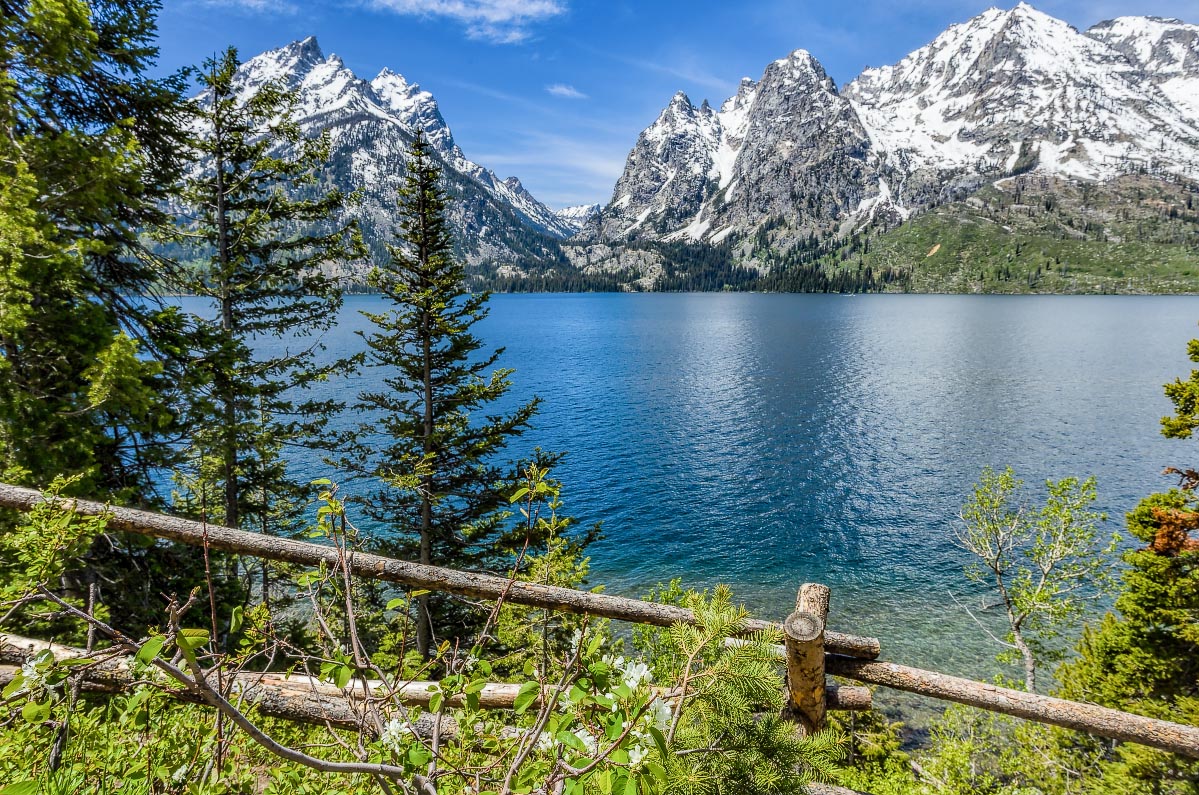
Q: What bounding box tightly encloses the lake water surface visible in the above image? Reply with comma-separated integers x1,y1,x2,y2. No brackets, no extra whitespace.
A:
267,294,1199,678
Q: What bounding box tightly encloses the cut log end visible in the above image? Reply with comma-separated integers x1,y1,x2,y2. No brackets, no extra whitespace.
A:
783,610,823,644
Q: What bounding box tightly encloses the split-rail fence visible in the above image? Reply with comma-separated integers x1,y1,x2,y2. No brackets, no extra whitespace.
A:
0,483,1196,759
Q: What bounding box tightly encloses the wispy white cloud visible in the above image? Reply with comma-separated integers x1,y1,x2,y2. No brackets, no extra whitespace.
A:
570,41,732,95
472,130,626,206
364,0,565,43
546,83,587,99
193,0,299,14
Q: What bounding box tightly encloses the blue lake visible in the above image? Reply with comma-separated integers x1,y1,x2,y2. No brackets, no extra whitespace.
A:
233,293,1199,678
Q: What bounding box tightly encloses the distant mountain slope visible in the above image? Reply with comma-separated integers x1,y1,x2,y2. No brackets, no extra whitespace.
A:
572,3,1199,293
187,37,573,281
554,203,601,234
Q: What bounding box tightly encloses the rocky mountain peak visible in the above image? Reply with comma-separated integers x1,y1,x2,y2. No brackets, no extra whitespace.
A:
190,37,577,278
767,48,829,85
237,36,325,90
594,3,1199,269
720,78,758,115
369,68,457,157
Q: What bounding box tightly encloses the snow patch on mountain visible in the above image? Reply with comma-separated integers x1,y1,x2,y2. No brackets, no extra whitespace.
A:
213,37,574,242
554,203,601,233
1087,16,1199,122
844,3,1199,183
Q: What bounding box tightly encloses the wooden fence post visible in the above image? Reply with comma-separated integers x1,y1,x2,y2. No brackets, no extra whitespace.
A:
783,583,831,734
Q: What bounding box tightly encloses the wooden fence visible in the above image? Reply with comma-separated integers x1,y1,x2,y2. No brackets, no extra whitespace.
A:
0,483,1197,759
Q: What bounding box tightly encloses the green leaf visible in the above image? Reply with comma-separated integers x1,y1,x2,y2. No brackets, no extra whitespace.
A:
334,665,353,690
428,691,443,713
21,700,50,723
2,675,26,699
648,726,668,759
513,681,540,715
408,744,431,766
385,597,406,611
176,628,210,653
229,605,243,635
1,782,39,795
508,487,529,503
136,635,166,665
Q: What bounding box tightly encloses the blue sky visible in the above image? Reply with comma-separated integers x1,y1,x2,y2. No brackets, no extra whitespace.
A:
155,0,1199,209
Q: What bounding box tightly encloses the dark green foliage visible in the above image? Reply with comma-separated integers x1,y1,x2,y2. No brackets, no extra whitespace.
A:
341,131,539,657
0,0,189,499
0,0,243,635
1052,490,1199,793
165,47,364,538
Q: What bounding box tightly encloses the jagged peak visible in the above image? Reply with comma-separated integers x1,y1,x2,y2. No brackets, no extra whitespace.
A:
775,47,816,66
668,90,694,108
237,36,326,87
1001,1,1077,33
764,48,834,90
373,67,413,87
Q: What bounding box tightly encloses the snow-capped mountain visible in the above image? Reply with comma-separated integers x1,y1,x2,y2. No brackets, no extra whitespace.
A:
594,50,880,247
197,37,574,275
592,4,1199,252
1086,16,1199,124
554,203,601,233
846,3,1199,191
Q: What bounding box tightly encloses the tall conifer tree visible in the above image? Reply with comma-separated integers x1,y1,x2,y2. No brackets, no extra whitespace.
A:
0,0,189,499
167,48,363,544
345,131,538,657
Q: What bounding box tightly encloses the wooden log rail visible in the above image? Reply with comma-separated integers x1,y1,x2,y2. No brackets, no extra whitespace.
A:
0,483,880,658
2,484,1197,758
824,656,1199,759
0,634,871,721
724,638,1199,759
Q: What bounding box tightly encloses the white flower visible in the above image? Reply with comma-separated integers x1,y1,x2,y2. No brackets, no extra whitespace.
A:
648,697,673,732
170,765,189,785
378,718,413,755
628,743,648,767
621,660,652,691
536,731,555,752
573,729,599,755
17,660,56,696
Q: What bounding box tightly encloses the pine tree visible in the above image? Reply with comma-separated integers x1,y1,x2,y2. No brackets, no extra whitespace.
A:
0,0,189,499
344,130,538,658
0,0,258,635
1048,334,1199,791
167,47,363,545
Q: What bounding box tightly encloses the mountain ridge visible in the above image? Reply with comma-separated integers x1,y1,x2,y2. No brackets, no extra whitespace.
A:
187,36,575,281
551,4,1197,292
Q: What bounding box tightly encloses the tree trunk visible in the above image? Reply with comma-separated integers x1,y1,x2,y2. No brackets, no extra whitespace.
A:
416,185,434,660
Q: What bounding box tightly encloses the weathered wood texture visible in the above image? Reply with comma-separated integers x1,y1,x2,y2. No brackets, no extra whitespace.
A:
0,483,880,658
0,634,869,729
0,634,442,735
783,583,831,734
826,655,1199,759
